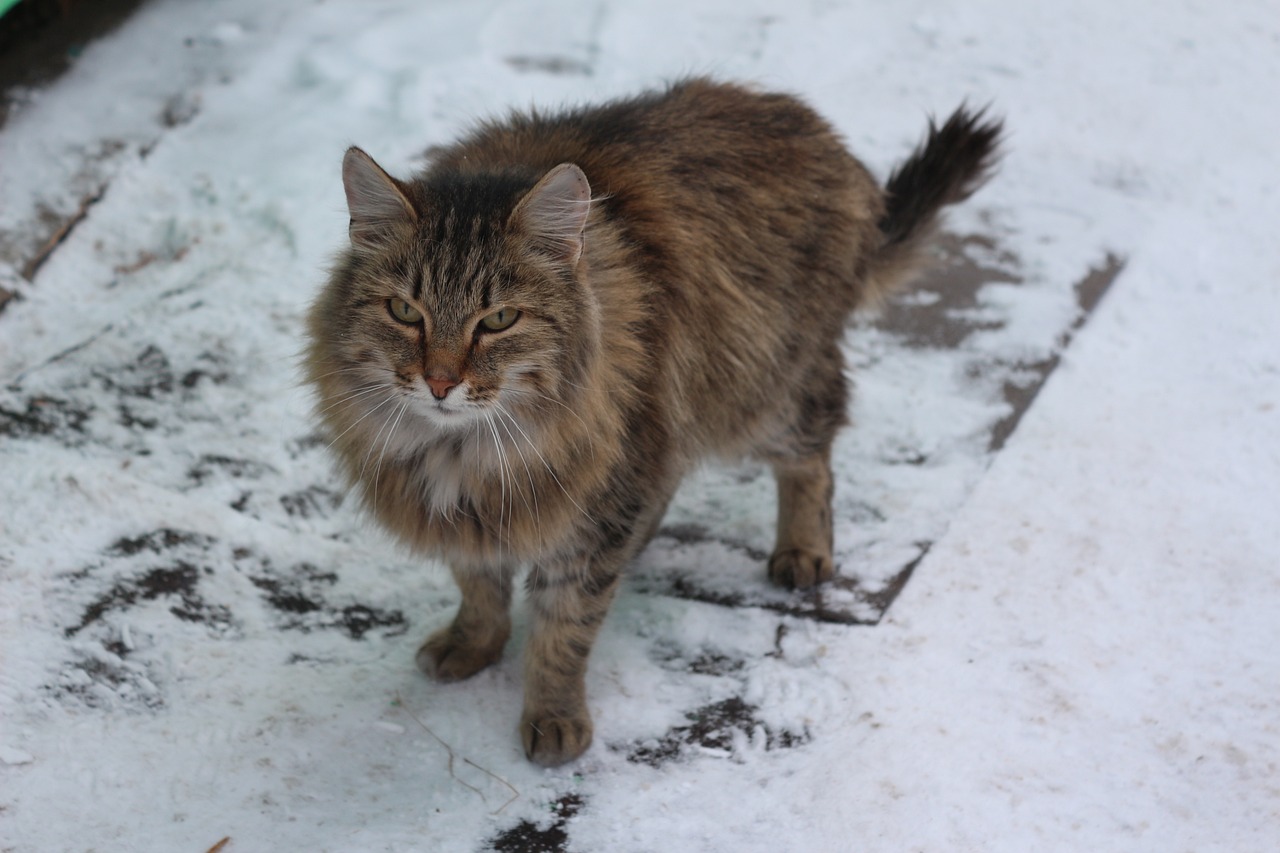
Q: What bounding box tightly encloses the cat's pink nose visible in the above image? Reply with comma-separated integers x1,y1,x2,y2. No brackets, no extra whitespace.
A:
426,375,459,400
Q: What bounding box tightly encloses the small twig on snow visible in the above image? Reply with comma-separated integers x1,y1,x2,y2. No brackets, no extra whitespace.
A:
394,692,520,814
22,185,107,281
464,757,521,815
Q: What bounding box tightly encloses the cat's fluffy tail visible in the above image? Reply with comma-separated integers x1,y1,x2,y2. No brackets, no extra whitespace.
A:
863,105,1003,304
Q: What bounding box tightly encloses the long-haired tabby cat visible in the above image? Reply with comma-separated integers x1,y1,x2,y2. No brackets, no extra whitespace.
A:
306,78,1000,766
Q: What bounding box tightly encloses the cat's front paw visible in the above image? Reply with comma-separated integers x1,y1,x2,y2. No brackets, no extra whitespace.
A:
521,710,593,767
768,547,834,590
416,626,506,682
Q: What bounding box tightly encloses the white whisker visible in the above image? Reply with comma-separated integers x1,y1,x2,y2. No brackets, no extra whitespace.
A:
503,386,597,461
307,364,378,382
359,395,405,491
495,401,594,524
480,412,509,560
317,382,393,415
371,400,410,514
494,406,541,535
324,389,399,450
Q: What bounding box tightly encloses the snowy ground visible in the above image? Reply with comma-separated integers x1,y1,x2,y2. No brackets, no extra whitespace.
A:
2,1,1278,851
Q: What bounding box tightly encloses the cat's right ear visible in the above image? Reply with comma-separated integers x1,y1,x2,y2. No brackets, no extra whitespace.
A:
342,147,416,250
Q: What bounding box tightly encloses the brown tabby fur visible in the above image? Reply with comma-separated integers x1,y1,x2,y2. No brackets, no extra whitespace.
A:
305,78,1001,766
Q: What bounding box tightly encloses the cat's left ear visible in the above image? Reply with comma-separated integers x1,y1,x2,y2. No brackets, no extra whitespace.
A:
510,163,591,266
342,147,417,250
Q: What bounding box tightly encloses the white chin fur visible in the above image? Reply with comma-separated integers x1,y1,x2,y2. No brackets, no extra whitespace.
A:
404,387,482,430
375,394,520,516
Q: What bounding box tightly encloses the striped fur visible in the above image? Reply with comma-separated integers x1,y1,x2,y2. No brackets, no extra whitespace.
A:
305,79,1002,765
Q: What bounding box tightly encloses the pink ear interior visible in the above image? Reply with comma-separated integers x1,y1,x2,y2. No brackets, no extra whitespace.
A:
511,163,592,264
342,147,416,247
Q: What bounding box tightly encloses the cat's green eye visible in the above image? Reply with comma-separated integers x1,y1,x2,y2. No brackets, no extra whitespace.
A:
387,298,423,325
479,307,520,332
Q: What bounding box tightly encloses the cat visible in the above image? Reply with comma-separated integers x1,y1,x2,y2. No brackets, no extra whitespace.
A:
305,78,1001,766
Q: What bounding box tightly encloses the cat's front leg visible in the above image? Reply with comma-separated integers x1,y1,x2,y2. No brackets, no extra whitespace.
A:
520,559,623,766
417,564,513,681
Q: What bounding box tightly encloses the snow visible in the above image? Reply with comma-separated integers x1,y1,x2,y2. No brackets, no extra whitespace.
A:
2,0,1278,851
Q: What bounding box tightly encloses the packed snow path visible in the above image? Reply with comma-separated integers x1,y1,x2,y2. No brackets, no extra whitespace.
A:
2,1,1277,851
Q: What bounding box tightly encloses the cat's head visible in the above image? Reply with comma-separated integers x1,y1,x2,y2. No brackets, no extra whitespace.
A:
307,147,598,444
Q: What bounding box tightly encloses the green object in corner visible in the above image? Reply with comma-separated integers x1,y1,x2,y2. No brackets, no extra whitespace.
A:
0,0,25,20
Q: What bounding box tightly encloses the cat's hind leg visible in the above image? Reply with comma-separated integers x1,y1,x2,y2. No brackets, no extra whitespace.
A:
762,353,846,589
768,449,836,589
417,564,513,681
